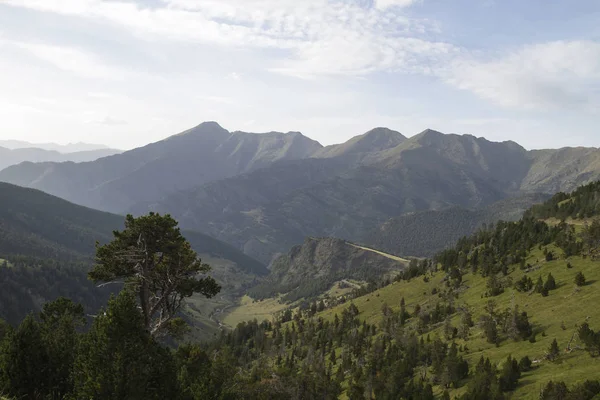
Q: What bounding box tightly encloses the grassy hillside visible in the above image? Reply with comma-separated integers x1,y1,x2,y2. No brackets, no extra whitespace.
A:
214,181,600,399
315,247,600,398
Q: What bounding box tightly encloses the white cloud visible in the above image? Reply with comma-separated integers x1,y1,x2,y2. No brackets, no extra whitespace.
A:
446,40,600,111
15,42,127,79
1,0,445,77
374,0,418,10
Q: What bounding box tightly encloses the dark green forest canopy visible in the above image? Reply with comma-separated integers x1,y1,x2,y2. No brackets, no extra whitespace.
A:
525,180,600,220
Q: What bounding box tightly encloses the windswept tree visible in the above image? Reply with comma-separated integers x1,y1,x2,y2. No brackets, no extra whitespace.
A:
90,213,221,338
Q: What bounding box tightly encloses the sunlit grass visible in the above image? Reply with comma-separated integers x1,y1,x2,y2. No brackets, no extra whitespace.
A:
317,245,600,398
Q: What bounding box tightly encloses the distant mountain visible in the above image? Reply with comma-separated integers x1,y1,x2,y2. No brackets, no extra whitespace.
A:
142,129,555,263
4,123,600,265
0,182,266,326
0,140,112,153
0,146,122,172
313,127,406,162
248,237,408,303
364,193,550,258
0,122,323,213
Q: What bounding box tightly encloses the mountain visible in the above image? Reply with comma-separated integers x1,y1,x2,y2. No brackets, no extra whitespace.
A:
143,129,600,263
0,146,122,171
313,127,406,162
0,122,323,213
248,237,409,303
4,124,600,265
523,146,600,193
365,193,550,258
138,129,552,263
0,182,267,327
0,140,112,152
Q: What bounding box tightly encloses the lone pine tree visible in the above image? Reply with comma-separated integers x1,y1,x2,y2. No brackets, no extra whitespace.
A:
90,213,221,338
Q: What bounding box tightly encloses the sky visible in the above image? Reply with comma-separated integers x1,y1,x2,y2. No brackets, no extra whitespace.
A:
0,0,599,150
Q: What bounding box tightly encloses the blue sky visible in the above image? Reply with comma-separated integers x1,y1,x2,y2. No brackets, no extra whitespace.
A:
0,0,599,150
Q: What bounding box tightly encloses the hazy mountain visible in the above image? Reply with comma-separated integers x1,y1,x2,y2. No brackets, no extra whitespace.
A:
313,127,406,162
0,182,265,272
364,193,550,258
139,129,600,263
4,123,600,265
139,130,525,262
248,237,408,302
0,122,322,213
0,146,122,171
523,147,600,193
0,140,112,152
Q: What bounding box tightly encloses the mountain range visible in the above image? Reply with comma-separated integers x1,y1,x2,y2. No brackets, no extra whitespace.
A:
0,139,113,152
2,122,600,263
0,146,122,172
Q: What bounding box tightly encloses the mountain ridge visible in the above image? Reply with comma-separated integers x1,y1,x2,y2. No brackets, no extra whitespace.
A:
0,139,114,153
3,122,600,264
0,123,323,213
0,146,121,171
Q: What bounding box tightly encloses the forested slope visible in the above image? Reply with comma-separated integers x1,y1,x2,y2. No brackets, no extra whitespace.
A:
0,182,266,327
206,181,600,399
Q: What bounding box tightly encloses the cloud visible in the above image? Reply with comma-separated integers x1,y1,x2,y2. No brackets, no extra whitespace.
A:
14,41,127,79
445,40,600,111
2,0,446,77
374,0,418,10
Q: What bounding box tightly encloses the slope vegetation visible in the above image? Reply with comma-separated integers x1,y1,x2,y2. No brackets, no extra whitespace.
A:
217,181,600,399
366,193,549,257
0,182,266,330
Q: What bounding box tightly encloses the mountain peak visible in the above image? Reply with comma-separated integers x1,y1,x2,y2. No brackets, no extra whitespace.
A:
314,127,406,159
195,121,224,130
363,127,406,139
172,121,229,141
416,128,445,138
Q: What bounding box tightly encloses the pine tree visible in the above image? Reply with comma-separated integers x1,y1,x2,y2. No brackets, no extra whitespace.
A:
535,276,544,293
545,273,557,290
72,292,179,399
498,355,521,392
548,339,560,361
0,314,50,399
90,213,220,338
40,297,86,400
575,271,587,287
